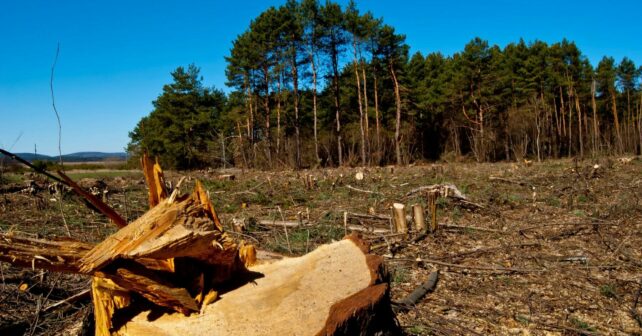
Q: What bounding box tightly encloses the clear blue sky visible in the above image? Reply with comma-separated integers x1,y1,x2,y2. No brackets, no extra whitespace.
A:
1,0,641,155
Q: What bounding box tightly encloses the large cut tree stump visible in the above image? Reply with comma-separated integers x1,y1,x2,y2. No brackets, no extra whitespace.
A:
115,235,397,336
0,153,398,335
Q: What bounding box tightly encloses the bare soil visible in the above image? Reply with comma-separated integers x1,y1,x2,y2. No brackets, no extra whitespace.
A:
1,157,641,335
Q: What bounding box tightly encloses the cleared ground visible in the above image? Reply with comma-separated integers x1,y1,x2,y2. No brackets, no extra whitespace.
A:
0,157,640,335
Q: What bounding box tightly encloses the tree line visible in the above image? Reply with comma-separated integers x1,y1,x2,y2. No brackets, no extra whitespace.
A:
128,0,642,169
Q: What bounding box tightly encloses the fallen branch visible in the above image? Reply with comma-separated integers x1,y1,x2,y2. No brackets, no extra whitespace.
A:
398,270,439,307
441,224,504,233
256,219,305,228
387,256,544,273
488,176,531,187
43,288,91,312
346,184,383,195
255,218,389,234
58,171,127,228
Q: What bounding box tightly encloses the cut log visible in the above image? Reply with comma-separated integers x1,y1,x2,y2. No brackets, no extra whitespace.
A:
427,191,438,232
113,236,398,336
412,204,426,233
0,234,92,272
391,203,407,234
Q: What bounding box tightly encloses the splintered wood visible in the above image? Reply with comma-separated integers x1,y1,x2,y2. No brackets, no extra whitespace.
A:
114,236,396,336
0,154,397,336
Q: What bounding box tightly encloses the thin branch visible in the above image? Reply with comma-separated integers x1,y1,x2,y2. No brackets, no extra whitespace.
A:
49,42,70,236
50,42,62,167
346,184,383,195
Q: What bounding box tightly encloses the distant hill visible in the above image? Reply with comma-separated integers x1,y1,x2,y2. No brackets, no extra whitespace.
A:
2,152,128,162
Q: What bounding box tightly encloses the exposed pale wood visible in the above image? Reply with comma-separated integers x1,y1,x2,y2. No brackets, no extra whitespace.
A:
412,204,426,233
114,237,398,336
141,153,167,209
427,191,438,232
78,187,235,274
346,184,383,195
215,174,235,181
97,261,198,315
43,288,91,312
92,277,131,336
0,234,92,272
391,203,407,234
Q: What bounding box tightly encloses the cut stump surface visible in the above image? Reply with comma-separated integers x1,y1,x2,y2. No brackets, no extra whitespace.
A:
115,237,394,336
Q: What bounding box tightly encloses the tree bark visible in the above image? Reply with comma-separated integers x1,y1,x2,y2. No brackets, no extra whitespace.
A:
610,88,623,153
290,43,301,169
361,64,370,161
353,37,366,166
308,52,320,165
330,42,342,166
390,61,402,165
591,79,599,156
276,73,282,157
262,64,272,167
574,87,584,159
373,72,381,164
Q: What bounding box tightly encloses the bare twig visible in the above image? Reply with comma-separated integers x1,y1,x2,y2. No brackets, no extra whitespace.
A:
0,149,66,185
442,224,503,233
43,288,90,312
346,184,383,195
387,256,544,273
50,42,62,167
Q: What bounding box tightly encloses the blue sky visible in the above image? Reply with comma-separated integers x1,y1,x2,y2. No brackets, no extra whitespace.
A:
1,0,641,155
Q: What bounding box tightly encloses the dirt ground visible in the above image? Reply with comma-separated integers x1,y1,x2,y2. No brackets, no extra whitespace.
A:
0,157,641,335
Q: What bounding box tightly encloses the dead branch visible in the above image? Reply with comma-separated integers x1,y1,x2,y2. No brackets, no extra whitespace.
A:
42,288,90,312
58,171,127,228
387,256,544,273
488,176,531,187
398,270,439,307
404,183,468,200
346,184,383,195
441,224,504,233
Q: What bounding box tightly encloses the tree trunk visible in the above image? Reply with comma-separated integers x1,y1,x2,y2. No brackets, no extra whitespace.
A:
309,52,320,165
373,72,381,165
291,45,301,170
361,64,370,162
567,86,573,157
390,61,402,165
276,73,282,157
331,42,342,166
262,64,272,167
611,88,623,153
574,87,584,159
591,80,599,156
353,37,366,166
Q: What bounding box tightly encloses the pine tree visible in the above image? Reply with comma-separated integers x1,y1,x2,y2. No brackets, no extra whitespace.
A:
128,65,226,169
